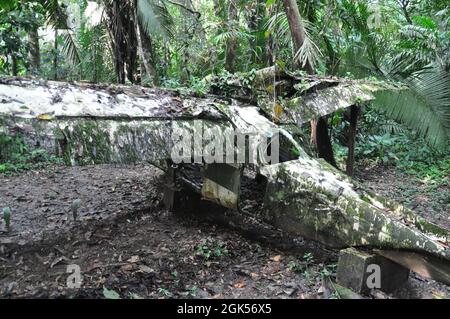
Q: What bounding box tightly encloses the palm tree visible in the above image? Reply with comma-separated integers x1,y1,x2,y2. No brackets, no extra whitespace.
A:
102,0,199,84
338,0,450,150
41,0,81,67
280,0,336,166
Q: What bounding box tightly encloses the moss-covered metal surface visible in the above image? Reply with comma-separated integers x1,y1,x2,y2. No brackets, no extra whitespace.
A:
260,157,448,259
209,66,402,125
0,76,448,284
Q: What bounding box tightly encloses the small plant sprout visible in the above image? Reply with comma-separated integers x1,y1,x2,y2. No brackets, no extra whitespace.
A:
70,198,82,221
320,264,337,279
2,207,11,231
189,286,198,297
157,287,172,297
303,252,314,265
288,261,303,273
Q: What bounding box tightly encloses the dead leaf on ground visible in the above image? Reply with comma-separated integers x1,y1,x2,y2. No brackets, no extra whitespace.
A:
250,272,259,279
234,281,246,289
271,255,282,262
127,255,140,263
120,264,134,272
138,265,155,274
50,256,69,268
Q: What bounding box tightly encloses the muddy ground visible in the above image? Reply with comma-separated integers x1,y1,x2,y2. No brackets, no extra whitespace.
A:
0,164,449,299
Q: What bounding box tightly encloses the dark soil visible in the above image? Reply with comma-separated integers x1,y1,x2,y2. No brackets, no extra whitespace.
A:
0,164,448,299
355,165,450,230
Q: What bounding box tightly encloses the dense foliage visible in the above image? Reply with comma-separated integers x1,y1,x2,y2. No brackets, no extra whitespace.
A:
0,0,448,182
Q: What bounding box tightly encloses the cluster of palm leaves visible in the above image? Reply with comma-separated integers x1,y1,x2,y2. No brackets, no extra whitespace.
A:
265,0,449,150
32,0,189,73
376,8,450,150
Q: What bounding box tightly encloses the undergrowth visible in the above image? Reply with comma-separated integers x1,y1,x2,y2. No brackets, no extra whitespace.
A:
0,134,62,175
332,106,449,187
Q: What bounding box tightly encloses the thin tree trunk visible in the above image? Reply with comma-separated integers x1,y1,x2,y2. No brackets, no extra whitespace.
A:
346,106,359,176
265,2,275,67
398,0,413,24
53,29,58,81
125,3,138,84
105,1,126,84
247,0,265,65
11,54,18,76
225,0,238,73
180,19,190,83
27,26,41,75
283,0,313,74
93,37,98,83
134,6,158,86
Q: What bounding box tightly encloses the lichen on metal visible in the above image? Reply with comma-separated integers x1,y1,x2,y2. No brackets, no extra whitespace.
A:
0,75,448,285
259,157,449,261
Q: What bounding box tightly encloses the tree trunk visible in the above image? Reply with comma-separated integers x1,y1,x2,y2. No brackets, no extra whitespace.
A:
283,0,313,74
11,53,18,76
27,26,41,75
93,38,98,83
346,105,359,176
247,0,265,65
399,0,413,24
225,0,238,73
105,1,127,84
282,0,335,166
53,30,58,81
135,9,159,86
125,3,138,84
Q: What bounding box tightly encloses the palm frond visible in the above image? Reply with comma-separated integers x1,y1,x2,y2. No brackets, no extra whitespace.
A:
293,20,323,70
265,12,291,47
212,30,253,45
373,67,450,149
41,0,69,29
61,31,81,65
137,0,174,38
40,0,81,65
378,122,406,135
382,51,429,78
265,12,322,69
399,25,428,40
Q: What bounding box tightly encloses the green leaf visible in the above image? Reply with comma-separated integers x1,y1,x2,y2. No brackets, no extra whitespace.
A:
137,0,174,38
0,0,16,10
103,287,120,299
412,16,437,30
373,67,450,150
266,0,275,8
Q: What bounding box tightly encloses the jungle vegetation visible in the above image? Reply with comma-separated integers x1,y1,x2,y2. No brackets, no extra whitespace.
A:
0,0,448,188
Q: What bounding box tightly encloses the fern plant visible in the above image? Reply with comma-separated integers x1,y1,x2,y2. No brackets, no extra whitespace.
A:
373,66,450,149
136,0,174,38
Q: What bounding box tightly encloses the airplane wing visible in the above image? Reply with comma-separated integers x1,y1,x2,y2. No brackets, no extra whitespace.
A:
0,77,240,166
1,76,448,286
210,66,404,125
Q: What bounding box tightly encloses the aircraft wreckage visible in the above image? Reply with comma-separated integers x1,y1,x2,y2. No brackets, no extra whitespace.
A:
0,67,449,290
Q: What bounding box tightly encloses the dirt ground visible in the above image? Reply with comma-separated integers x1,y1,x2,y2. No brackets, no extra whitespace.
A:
0,164,449,299
355,165,450,230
